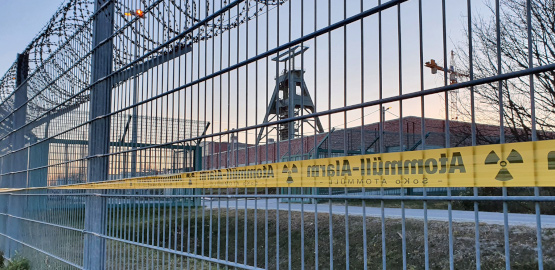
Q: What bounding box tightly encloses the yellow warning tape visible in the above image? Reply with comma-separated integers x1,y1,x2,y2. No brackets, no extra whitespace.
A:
3,140,555,192
0,188,26,193
45,140,555,190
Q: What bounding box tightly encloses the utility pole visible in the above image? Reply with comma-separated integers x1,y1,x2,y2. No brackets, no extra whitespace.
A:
381,106,390,152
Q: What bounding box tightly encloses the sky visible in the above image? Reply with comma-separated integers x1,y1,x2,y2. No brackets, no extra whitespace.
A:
0,0,501,145
0,0,483,80
0,0,62,74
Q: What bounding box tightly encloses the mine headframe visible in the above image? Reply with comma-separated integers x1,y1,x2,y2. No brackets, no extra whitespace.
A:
257,46,324,143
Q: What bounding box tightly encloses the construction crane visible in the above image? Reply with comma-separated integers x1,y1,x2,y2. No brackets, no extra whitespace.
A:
425,50,469,85
425,50,469,119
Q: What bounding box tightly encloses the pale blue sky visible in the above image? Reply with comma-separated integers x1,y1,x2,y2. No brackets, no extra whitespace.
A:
0,0,61,74
0,0,498,137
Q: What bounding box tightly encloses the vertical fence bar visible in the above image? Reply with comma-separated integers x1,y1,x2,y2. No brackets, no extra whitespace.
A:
84,0,114,268
0,0,553,269
526,0,543,269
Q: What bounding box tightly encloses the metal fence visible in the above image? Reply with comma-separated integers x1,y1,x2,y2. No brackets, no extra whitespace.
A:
0,0,554,269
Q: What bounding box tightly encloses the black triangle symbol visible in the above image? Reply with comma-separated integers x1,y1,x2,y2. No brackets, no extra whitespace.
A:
548,151,555,170
507,149,523,163
291,164,298,173
495,168,513,181
485,150,500,165
287,176,294,184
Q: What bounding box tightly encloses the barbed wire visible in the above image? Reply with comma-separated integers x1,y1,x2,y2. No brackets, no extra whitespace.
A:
0,0,288,123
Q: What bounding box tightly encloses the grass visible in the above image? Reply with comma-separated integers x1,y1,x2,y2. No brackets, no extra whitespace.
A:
11,198,555,269
0,251,30,270
3,257,30,270
335,187,555,215
106,242,222,269
105,205,555,269
344,199,452,210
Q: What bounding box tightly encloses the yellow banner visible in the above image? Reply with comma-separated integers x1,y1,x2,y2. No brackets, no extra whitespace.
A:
0,188,26,193
49,140,555,190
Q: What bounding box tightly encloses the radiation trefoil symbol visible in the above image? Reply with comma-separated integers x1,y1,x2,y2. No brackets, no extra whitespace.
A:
282,164,298,184
484,149,523,181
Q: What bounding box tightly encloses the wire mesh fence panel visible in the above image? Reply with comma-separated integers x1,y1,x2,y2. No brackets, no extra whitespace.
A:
0,0,554,269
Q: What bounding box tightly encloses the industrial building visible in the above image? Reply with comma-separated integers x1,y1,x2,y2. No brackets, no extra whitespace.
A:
202,116,529,169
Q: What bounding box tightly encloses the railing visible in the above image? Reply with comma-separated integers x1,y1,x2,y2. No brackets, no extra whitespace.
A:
0,0,554,269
